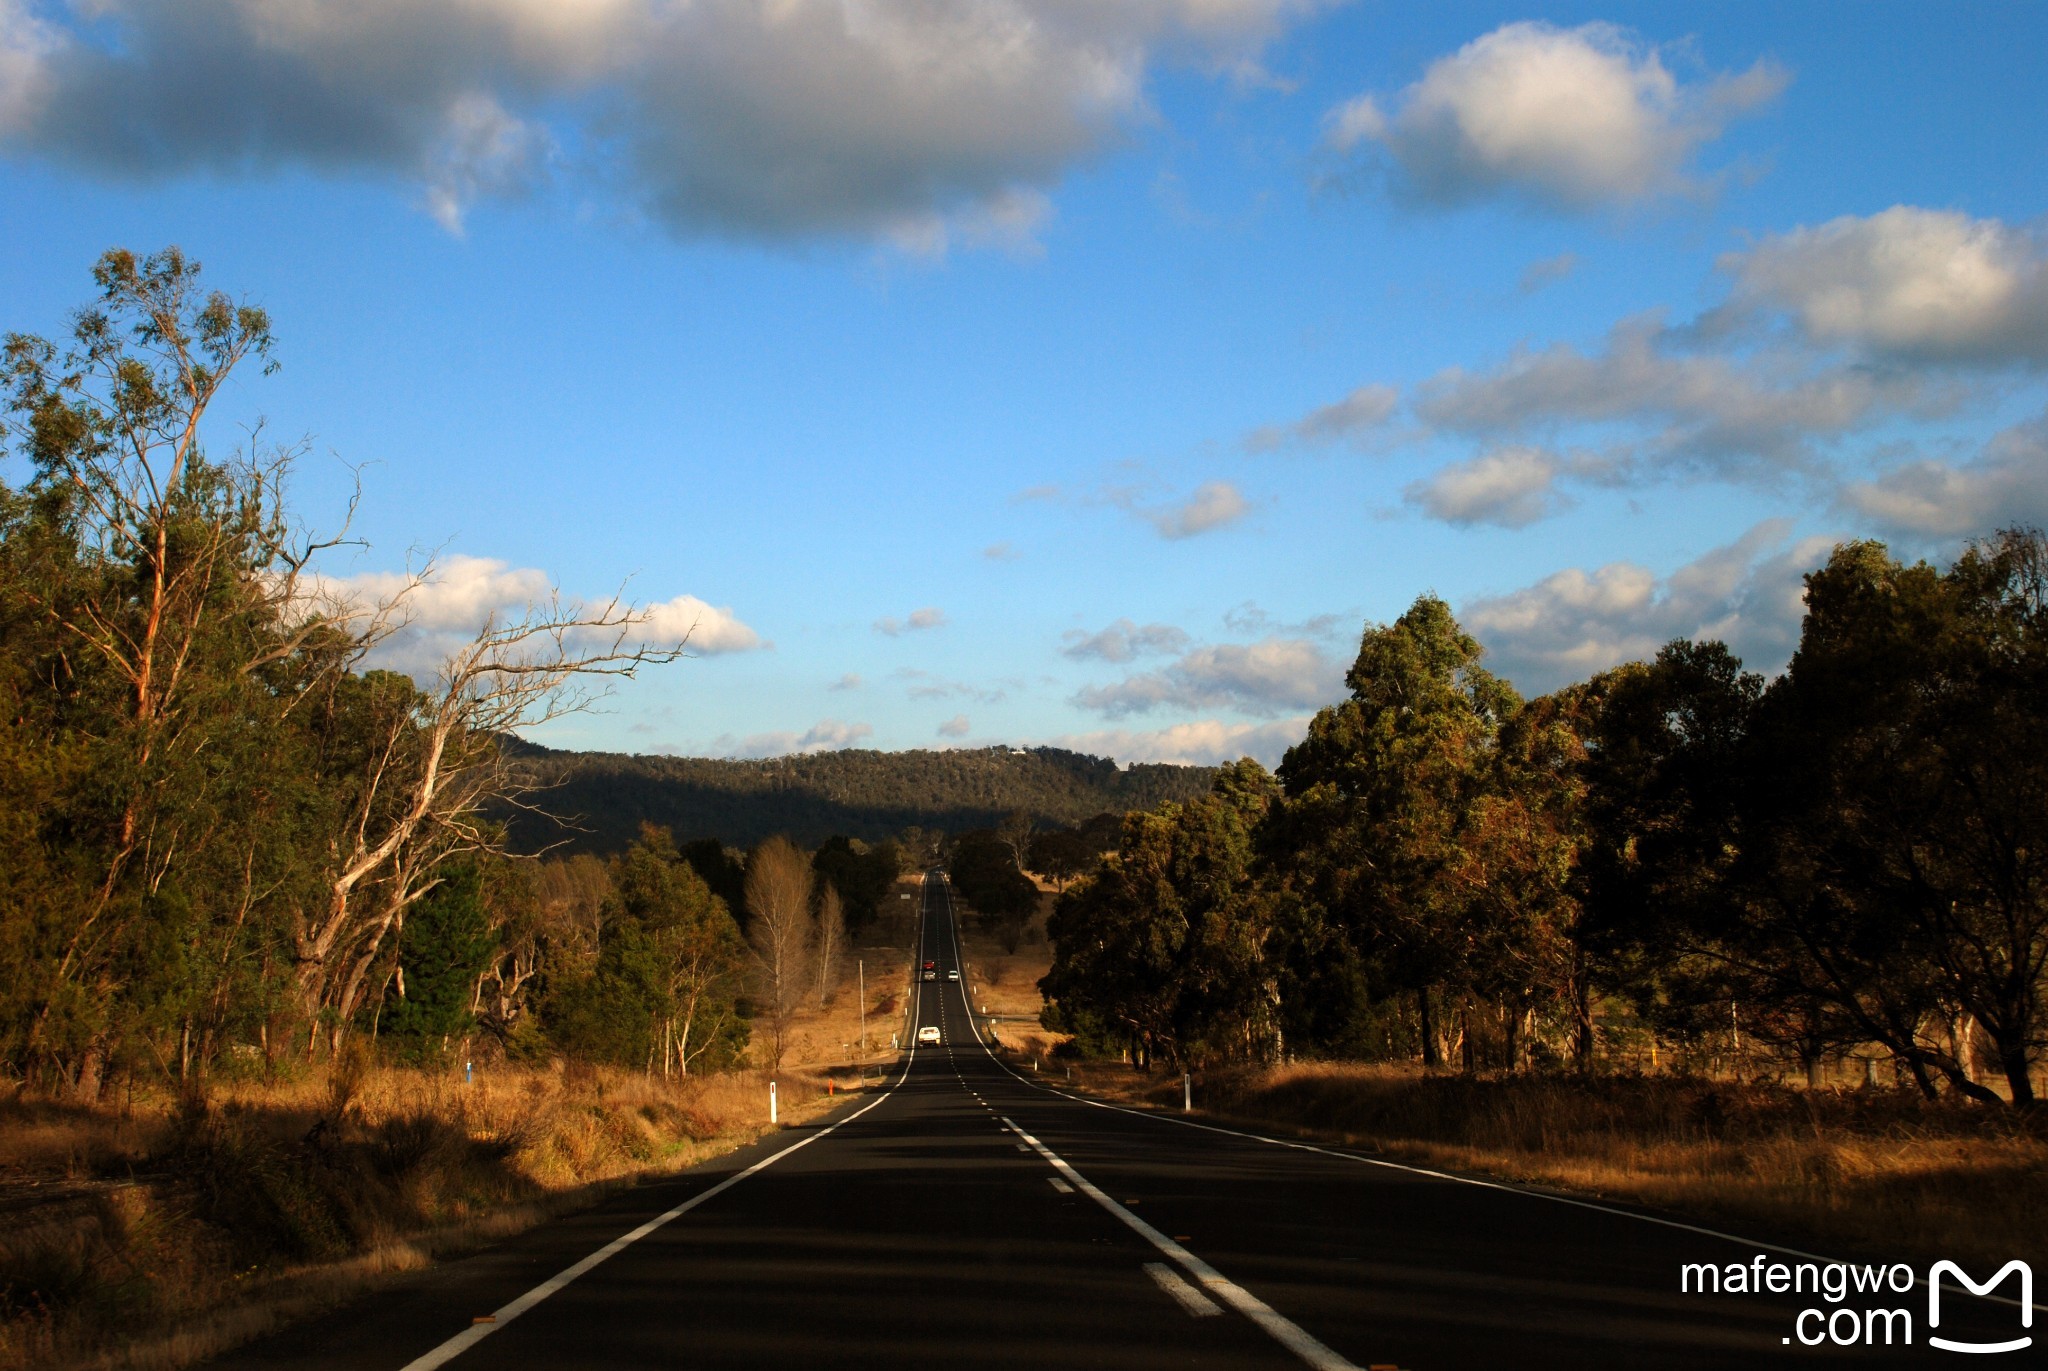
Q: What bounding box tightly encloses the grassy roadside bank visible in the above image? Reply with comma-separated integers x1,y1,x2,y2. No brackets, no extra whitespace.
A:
0,1060,867,1371
1024,1057,2046,1274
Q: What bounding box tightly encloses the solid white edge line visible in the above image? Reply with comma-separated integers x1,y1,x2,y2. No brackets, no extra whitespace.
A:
1145,1261,1223,1317
972,983,2044,1318
1000,1113,1358,1371
399,906,941,1371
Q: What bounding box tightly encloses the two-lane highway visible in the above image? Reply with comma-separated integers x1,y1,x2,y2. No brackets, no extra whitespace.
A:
215,873,2023,1369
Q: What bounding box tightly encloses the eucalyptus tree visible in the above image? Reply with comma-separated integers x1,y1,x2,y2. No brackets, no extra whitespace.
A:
1274,595,1519,1064
1040,760,1279,1069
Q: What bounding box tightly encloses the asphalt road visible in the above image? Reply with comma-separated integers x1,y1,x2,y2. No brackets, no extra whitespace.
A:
214,874,2034,1370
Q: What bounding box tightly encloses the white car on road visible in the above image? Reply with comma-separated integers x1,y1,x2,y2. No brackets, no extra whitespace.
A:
916,1026,942,1045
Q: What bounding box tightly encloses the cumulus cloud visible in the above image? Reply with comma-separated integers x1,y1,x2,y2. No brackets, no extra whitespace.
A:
636,593,765,654
730,718,874,758
1839,410,2048,540
1461,520,1835,693
319,554,763,681
936,713,972,738
1327,21,1787,211
828,672,863,691
1717,207,2048,367
1142,480,1251,539
1244,383,1398,451
1050,717,1310,768
1073,636,1342,718
1061,618,1191,663
1404,446,1573,528
0,0,1314,242
874,606,947,636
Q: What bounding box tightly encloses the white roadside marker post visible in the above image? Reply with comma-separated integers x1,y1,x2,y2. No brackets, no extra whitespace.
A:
1183,1073,1192,1112
769,1079,778,1125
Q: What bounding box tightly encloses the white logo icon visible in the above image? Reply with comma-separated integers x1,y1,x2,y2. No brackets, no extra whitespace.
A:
1929,1260,2032,1355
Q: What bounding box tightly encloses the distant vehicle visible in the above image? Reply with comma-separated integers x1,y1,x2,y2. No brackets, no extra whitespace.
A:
922,969,936,981
923,960,936,970
917,1026,942,1045
946,970,960,981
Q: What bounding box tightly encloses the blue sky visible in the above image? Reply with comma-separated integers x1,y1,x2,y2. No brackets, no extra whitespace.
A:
4,2,2045,764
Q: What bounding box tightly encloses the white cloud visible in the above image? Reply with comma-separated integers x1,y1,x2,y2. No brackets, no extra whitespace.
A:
874,606,947,636
1,0,1315,243
936,713,972,738
321,553,762,681
1718,207,2048,366
1839,410,2048,540
1328,21,1786,211
1050,717,1310,768
1074,636,1341,717
1144,480,1251,539
730,717,873,758
636,593,765,654
982,540,1020,561
1412,314,1947,477
1061,618,1191,663
0,0,57,139
828,672,864,691
1461,520,1835,693
1404,446,1572,528
420,90,550,234
1245,383,1397,451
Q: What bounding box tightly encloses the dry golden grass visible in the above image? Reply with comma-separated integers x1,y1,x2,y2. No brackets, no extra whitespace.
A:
953,885,1055,1051
1060,1059,2047,1272
774,929,917,1074
0,1058,852,1371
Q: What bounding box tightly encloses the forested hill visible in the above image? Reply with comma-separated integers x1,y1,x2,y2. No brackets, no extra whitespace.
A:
500,743,1217,853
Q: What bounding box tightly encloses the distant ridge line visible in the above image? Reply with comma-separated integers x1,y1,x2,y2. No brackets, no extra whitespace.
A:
499,741,1217,853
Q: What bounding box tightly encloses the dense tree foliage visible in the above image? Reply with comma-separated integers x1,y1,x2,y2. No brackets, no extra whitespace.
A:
499,744,1214,852
0,252,671,1094
948,828,1041,952
544,826,749,1074
1042,762,1279,1068
1042,537,2048,1107
810,835,904,935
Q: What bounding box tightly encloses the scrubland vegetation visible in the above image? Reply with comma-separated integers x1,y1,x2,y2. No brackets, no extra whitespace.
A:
0,1057,854,1370
5,247,2040,1361
0,251,998,1367
1010,526,2047,1270
1037,541,2048,1108
1046,1059,2047,1276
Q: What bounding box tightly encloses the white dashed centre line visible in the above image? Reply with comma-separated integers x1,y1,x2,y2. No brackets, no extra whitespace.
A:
1146,1262,1223,1318
1000,1114,1361,1371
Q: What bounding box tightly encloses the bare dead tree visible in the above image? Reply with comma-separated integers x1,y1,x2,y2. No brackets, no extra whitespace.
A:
745,837,813,1073
815,883,844,1008
297,587,689,1050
